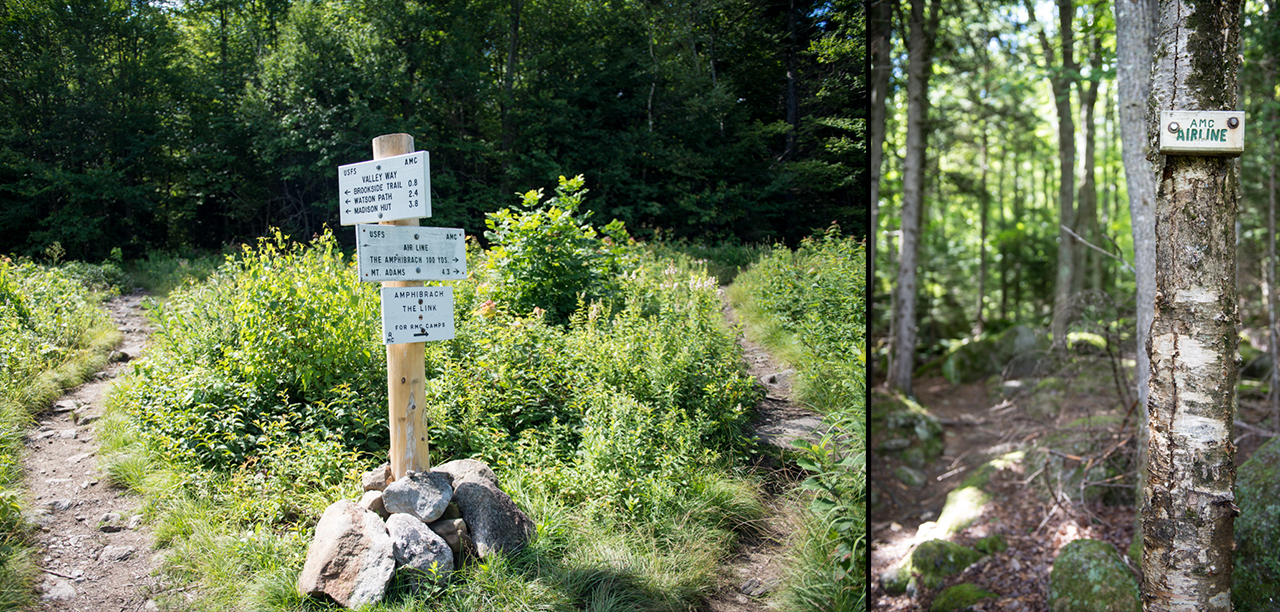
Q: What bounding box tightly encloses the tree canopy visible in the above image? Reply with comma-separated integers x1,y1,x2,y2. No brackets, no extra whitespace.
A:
0,0,864,260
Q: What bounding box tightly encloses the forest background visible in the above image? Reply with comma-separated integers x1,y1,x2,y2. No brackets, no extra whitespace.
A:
0,0,861,259
871,0,1278,388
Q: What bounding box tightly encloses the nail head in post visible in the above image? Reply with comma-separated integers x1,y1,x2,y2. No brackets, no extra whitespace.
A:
1229,117,1240,129
1169,122,1180,133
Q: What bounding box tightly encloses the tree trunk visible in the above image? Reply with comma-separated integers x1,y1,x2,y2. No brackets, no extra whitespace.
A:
1116,0,1159,557
1269,127,1278,426
500,0,522,192
1073,32,1102,297
977,118,989,334
888,0,941,395
1141,1,1242,609
869,0,893,305
1025,0,1077,348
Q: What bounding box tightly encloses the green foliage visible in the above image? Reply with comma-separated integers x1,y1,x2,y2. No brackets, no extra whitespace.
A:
103,224,764,610
483,175,632,325
0,258,121,609
113,230,386,469
730,228,865,612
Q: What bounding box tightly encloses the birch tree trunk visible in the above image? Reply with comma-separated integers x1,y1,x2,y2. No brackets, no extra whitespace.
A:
887,0,940,395
1142,1,1242,609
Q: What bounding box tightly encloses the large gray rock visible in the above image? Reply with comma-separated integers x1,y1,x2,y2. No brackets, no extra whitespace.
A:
432,459,499,488
386,514,454,582
297,500,396,608
382,471,453,523
450,477,535,557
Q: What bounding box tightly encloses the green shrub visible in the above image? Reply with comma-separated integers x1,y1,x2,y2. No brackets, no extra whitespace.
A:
483,174,632,325
0,257,121,608
729,226,866,612
103,219,765,610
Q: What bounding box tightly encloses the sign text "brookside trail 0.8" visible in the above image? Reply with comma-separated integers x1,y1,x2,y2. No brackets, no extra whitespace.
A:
357,225,466,282
337,151,431,225
381,286,455,344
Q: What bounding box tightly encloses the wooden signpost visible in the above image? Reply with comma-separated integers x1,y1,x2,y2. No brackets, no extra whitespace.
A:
338,133,461,480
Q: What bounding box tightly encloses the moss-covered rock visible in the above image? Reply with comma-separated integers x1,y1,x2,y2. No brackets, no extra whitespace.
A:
1048,539,1138,612
878,401,945,469
881,539,985,596
931,583,999,612
912,539,984,590
1234,434,1280,610
975,534,1007,555
895,465,927,488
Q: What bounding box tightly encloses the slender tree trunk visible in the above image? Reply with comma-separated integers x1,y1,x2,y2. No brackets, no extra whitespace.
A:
977,119,989,334
869,0,893,306
1116,0,1159,547
888,0,941,395
1141,1,1243,609
1074,32,1102,297
500,0,522,192
1269,128,1278,426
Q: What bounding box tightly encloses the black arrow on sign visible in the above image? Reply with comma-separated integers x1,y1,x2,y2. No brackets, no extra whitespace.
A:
414,328,430,338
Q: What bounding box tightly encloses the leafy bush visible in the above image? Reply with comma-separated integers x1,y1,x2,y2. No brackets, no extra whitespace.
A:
103,216,764,610
0,257,122,608
483,175,632,325
114,230,386,469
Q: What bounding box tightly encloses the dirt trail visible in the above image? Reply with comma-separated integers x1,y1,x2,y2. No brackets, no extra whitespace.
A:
24,292,168,611
703,293,822,612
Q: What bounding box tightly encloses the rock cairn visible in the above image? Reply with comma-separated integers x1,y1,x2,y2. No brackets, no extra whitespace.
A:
296,459,535,608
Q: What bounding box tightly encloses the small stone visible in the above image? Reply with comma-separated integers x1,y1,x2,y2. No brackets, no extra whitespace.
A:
127,514,143,530
34,430,57,440
362,464,393,492
426,518,468,554
740,577,779,597
57,429,77,439
382,471,453,523
46,499,74,512
41,576,75,601
101,545,135,561
53,401,76,413
67,452,93,464
358,490,389,519
144,600,158,611
99,512,123,532
75,412,100,426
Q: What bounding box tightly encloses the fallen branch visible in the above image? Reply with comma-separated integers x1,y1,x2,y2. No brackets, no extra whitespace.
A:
1234,419,1277,438
1061,224,1136,274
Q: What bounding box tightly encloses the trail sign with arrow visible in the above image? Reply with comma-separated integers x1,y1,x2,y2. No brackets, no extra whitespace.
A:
337,151,430,225
356,224,466,282
381,286,455,345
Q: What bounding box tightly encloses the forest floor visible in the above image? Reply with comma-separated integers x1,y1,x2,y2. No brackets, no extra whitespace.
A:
705,295,821,612
24,292,173,610
868,359,1276,612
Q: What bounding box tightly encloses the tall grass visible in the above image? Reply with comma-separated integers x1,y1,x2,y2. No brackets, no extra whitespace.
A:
102,212,767,609
728,225,866,612
0,257,123,608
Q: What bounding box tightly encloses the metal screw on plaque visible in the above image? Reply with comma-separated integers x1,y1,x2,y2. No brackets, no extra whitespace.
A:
1228,117,1240,129
1169,122,1180,133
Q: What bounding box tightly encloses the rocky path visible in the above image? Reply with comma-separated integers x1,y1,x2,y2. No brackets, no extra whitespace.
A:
24,292,167,610
704,292,823,612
